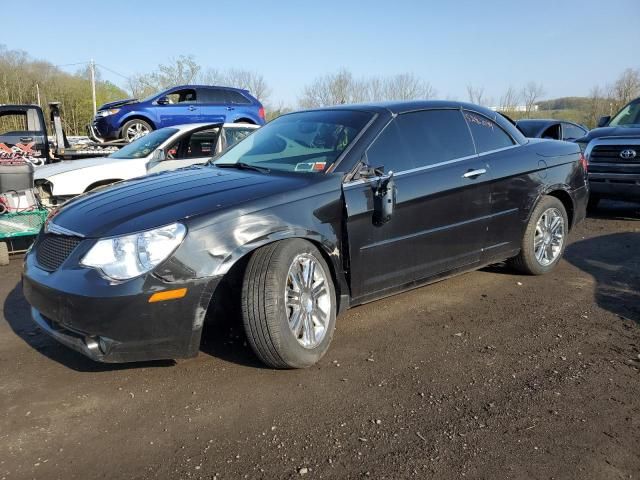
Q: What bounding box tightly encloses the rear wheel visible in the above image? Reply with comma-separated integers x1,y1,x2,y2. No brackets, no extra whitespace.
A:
241,239,336,368
120,119,152,142
509,196,568,275
0,242,9,266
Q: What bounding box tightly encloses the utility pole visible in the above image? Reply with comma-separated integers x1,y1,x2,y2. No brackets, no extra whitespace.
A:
90,59,97,115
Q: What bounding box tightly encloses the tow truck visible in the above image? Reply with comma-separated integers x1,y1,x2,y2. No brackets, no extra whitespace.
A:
0,102,126,165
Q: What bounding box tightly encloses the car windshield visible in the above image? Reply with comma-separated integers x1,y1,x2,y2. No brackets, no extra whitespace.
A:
609,100,640,127
214,110,373,173
109,128,178,159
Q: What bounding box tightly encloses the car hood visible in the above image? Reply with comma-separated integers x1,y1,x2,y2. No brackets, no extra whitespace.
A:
35,157,114,179
578,125,640,143
97,98,139,110
51,166,311,238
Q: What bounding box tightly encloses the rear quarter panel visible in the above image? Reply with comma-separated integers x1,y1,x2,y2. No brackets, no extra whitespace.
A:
486,139,585,257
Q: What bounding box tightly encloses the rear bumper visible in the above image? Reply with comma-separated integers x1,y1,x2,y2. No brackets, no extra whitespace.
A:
22,252,220,363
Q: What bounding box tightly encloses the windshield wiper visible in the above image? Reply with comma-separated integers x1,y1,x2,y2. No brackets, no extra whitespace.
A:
215,162,271,174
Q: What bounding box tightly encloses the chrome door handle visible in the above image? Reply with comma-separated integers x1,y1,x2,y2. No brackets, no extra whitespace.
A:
463,168,487,179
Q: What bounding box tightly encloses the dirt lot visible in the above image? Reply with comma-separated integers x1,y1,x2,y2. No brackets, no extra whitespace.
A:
1,201,639,480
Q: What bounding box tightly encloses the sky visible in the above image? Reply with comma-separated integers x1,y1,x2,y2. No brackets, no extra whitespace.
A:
2,0,639,107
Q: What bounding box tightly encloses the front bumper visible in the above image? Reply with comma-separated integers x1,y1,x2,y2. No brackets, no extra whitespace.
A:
90,115,120,141
589,174,640,201
22,251,220,363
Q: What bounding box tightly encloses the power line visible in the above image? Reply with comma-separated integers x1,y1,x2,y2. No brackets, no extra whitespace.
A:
54,61,90,68
97,63,156,90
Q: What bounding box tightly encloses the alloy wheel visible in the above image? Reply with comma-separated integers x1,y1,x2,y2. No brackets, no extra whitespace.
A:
285,253,332,349
125,122,150,142
534,207,565,266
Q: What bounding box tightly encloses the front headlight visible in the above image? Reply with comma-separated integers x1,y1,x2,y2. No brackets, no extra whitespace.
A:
96,108,120,117
80,223,186,280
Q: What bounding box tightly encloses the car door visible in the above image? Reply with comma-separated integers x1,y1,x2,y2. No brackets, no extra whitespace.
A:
156,88,200,127
147,127,220,174
342,109,492,301
462,110,528,261
0,106,48,166
197,88,229,124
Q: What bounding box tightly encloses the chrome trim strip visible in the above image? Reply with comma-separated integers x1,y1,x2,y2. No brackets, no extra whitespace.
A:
343,154,480,188
45,221,85,238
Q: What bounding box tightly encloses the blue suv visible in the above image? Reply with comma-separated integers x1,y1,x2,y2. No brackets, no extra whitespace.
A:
91,85,265,142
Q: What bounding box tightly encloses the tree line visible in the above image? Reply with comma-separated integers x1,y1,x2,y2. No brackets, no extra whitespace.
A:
0,45,128,135
1,44,639,135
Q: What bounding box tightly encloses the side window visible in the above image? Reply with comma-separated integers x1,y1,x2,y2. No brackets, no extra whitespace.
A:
366,120,414,173
227,91,252,105
0,111,28,135
165,129,220,159
562,123,586,141
186,129,219,158
540,124,561,140
166,89,197,104
395,110,475,168
199,88,229,104
463,111,515,153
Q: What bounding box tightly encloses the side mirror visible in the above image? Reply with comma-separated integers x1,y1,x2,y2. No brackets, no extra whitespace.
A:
373,171,395,226
151,148,166,162
157,96,170,105
357,163,385,179
597,115,610,128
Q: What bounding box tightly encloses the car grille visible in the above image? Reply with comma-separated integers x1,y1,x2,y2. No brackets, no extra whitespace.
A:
36,234,83,271
590,145,640,164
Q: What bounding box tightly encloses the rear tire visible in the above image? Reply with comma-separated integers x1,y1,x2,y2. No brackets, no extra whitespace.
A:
509,196,568,275
241,239,336,369
120,119,153,142
0,242,9,266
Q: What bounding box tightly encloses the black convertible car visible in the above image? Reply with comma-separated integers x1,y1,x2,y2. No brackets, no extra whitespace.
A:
22,101,589,368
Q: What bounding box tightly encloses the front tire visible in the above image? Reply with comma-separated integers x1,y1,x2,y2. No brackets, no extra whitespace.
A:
241,239,336,369
509,196,568,275
120,119,152,142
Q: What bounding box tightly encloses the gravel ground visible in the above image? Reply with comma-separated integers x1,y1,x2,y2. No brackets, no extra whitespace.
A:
1,201,639,480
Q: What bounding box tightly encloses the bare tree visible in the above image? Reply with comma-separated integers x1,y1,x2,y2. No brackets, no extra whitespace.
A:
499,86,520,112
383,73,435,100
521,81,545,117
299,69,358,108
586,85,609,128
151,55,201,89
466,84,485,105
612,68,640,111
300,69,436,107
367,76,385,101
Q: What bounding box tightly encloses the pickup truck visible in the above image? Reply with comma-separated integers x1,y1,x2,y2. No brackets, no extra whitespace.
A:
576,97,640,208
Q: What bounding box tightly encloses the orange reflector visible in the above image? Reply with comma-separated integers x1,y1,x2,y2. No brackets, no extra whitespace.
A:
148,288,187,303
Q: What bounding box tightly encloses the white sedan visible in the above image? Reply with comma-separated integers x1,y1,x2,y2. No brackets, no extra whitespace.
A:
35,122,259,206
